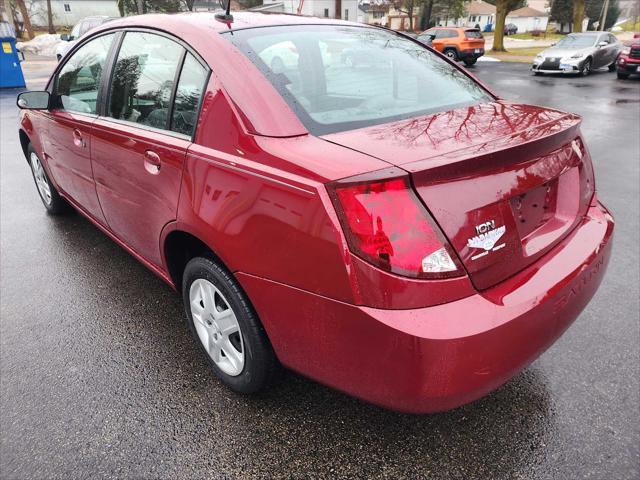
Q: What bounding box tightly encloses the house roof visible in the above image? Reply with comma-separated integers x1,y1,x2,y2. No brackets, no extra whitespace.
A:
508,6,547,17
466,0,496,16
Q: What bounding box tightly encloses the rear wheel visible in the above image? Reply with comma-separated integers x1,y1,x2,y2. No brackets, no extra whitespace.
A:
182,256,278,394
464,58,477,66
580,58,592,76
617,71,629,79
27,144,69,215
444,48,458,61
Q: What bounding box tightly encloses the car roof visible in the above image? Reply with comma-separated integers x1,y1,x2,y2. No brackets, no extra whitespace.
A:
98,11,360,34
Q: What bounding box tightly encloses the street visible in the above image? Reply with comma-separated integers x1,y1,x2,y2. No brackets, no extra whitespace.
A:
1,59,639,479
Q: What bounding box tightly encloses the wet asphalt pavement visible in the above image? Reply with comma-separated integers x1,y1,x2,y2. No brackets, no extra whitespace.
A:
1,60,639,479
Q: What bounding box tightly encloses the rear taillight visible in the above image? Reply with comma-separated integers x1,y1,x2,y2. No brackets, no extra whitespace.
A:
327,170,462,279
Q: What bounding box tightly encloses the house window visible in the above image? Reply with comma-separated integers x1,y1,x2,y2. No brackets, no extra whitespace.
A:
64,3,71,12
324,8,329,17
344,8,348,20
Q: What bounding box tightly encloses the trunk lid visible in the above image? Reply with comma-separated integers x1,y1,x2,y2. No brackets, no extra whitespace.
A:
322,101,595,290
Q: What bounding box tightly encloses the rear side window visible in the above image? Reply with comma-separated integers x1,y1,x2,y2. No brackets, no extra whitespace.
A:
464,30,483,39
171,53,208,136
55,33,115,114
108,31,184,130
224,25,491,135
445,29,459,38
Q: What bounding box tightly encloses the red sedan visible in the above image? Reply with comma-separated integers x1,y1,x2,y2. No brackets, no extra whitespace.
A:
17,12,613,413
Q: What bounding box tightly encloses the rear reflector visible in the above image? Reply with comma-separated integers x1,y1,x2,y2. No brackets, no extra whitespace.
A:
327,170,461,279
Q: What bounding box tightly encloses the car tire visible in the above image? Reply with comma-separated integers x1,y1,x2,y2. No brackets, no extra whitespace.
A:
581,58,592,76
444,48,458,61
617,71,629,79
463,58,477,66
608,62,616,72
27,143,69,215
182,256,279,394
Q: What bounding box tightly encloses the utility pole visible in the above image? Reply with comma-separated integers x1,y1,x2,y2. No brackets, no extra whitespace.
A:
600,0,610,30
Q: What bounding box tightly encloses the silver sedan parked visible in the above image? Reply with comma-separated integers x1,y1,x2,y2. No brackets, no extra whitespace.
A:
532,32,621,76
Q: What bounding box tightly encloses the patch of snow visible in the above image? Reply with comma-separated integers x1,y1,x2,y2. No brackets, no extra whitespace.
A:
478,56,500,62
16,34,62,56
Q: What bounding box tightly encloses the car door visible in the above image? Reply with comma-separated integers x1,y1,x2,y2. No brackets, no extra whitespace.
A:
594,33,610,68
44,32,116,224
91,30,209,267
608,34,621,64
428,29,444,52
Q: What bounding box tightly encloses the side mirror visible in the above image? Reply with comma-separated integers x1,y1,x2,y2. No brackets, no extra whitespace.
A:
17,91,50,110
60,33,69,41
598,41,608,47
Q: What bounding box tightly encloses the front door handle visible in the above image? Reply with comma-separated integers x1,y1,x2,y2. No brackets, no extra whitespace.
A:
144,150,161,175
72,129,86,148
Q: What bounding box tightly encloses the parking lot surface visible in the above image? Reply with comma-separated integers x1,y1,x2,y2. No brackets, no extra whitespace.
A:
1,60,639,479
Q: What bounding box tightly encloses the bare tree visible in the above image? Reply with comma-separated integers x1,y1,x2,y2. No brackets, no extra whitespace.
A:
492,0,523,52
14,0,34,39
45,0,54,33
182,0,196,10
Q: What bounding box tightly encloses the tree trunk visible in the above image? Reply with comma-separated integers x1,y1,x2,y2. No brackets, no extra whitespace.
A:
136,0,144,14
15,0,34,39
573,0,585,32
423,0,434,29
45,0,54,33
492,0,508,52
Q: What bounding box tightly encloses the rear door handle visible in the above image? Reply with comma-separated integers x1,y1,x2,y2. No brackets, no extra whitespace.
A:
72,129,85,148
144,150,161,174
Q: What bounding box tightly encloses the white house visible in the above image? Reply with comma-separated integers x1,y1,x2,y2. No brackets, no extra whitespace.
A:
358,0,389,26
26,0,119,27
439,0,495,31
259,0,360,22
505,6,549,32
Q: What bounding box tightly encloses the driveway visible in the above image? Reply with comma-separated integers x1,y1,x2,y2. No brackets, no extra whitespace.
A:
1,59,638,479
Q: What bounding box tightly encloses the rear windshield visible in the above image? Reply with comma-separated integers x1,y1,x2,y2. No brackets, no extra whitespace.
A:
556,35,597,48
464,29,483,39
223,25,492,135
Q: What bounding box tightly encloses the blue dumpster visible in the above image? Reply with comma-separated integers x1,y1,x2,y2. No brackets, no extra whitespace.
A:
0,22,26,89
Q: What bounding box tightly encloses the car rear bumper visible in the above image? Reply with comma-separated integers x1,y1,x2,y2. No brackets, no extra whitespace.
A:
237,200,614,413
460,48,484,59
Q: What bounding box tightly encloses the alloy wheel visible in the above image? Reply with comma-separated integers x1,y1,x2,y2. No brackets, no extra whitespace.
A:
189,278,245,376
30,152,52,205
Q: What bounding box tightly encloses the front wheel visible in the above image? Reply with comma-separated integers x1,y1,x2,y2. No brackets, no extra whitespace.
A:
608,62,617,72
27,144,69,215
182,256,278,394
581,58,592,76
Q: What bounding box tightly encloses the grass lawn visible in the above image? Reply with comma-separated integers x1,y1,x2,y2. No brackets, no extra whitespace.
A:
487,47,546,62
617,18,640,32
508,32,564,41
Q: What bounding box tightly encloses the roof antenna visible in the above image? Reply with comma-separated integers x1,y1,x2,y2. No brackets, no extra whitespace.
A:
215,0,233,22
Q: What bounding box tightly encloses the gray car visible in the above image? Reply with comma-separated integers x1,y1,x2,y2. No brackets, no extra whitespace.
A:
532,32,621,76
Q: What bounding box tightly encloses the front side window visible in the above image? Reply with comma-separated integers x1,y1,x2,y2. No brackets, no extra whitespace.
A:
171,53,208,136
108,31,184,130
224,26,491,135
55,33,115,114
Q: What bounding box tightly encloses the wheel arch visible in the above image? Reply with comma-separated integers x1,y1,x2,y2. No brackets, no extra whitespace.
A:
19,129,31,162
162,226,232,292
